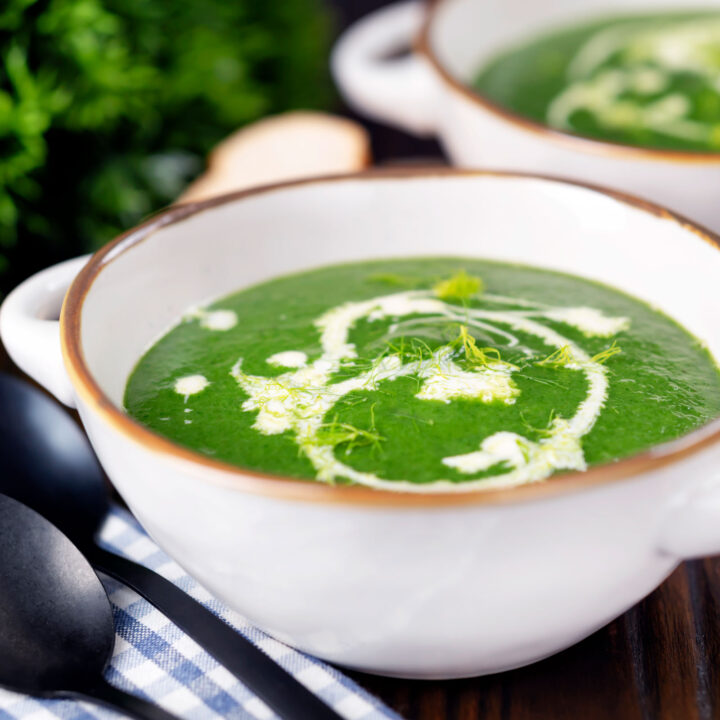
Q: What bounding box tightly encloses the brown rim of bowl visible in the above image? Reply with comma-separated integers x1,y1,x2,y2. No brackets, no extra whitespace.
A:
416,0,720,165
60,168,720,507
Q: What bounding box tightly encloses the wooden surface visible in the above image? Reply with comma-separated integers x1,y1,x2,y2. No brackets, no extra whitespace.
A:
348,559,720,719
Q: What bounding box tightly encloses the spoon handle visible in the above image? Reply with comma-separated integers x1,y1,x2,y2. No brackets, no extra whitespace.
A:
88,545,342,720
85,679,181,720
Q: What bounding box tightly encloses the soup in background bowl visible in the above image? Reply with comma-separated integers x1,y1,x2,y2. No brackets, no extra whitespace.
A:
473,11,720,152
1,170,719,678
332,0,720,232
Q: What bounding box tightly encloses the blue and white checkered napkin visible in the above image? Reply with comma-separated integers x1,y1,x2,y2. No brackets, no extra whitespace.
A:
0,506,402,720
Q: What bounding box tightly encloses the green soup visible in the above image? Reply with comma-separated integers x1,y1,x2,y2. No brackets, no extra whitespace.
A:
473,11,720,152
124,259,720,492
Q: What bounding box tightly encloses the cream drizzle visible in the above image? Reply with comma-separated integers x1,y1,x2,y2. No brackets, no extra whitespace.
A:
546,17,720,145
229,290,629,493
267,351,308,368
174,374,210,400
186,307,238,331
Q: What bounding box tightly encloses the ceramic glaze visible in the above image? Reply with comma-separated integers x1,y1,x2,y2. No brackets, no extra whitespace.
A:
2,172,720,678
332,0,720,232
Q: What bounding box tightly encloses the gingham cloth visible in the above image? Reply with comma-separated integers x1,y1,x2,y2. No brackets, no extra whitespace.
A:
0,506,402,720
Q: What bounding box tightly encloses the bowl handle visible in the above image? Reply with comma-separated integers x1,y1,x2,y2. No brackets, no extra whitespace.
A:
331,1,440,136
657,471,720,558
0,255,90,408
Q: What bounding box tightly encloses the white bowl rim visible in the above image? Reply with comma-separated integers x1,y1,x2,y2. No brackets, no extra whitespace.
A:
60,168,720,507
417,0,720,164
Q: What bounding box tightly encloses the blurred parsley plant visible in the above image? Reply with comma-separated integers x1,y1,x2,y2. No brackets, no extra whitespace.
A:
0,0,331,291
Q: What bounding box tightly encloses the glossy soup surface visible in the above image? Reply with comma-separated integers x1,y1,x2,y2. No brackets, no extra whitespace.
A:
474,11,720,152
124,259,720,492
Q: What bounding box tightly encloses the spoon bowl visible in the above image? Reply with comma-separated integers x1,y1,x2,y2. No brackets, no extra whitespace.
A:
0,373,107,547
0,493,112,695
0,493,178,720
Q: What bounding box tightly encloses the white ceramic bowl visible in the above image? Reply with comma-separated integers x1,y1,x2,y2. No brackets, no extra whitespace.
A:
332,0,720,232
2,171,720,679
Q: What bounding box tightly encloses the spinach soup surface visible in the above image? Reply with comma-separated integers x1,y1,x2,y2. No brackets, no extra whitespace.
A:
124,259,720,492
473,11,720,152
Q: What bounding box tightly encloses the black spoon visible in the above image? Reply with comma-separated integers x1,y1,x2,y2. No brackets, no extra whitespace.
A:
0,373,341,720
0,493,179,720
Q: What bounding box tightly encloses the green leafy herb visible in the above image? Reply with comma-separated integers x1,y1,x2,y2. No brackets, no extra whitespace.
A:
591,340,622,364
454,325,516,369
536,345,577,367
433,270,484,302
0,0,331,292
315,407,384,456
